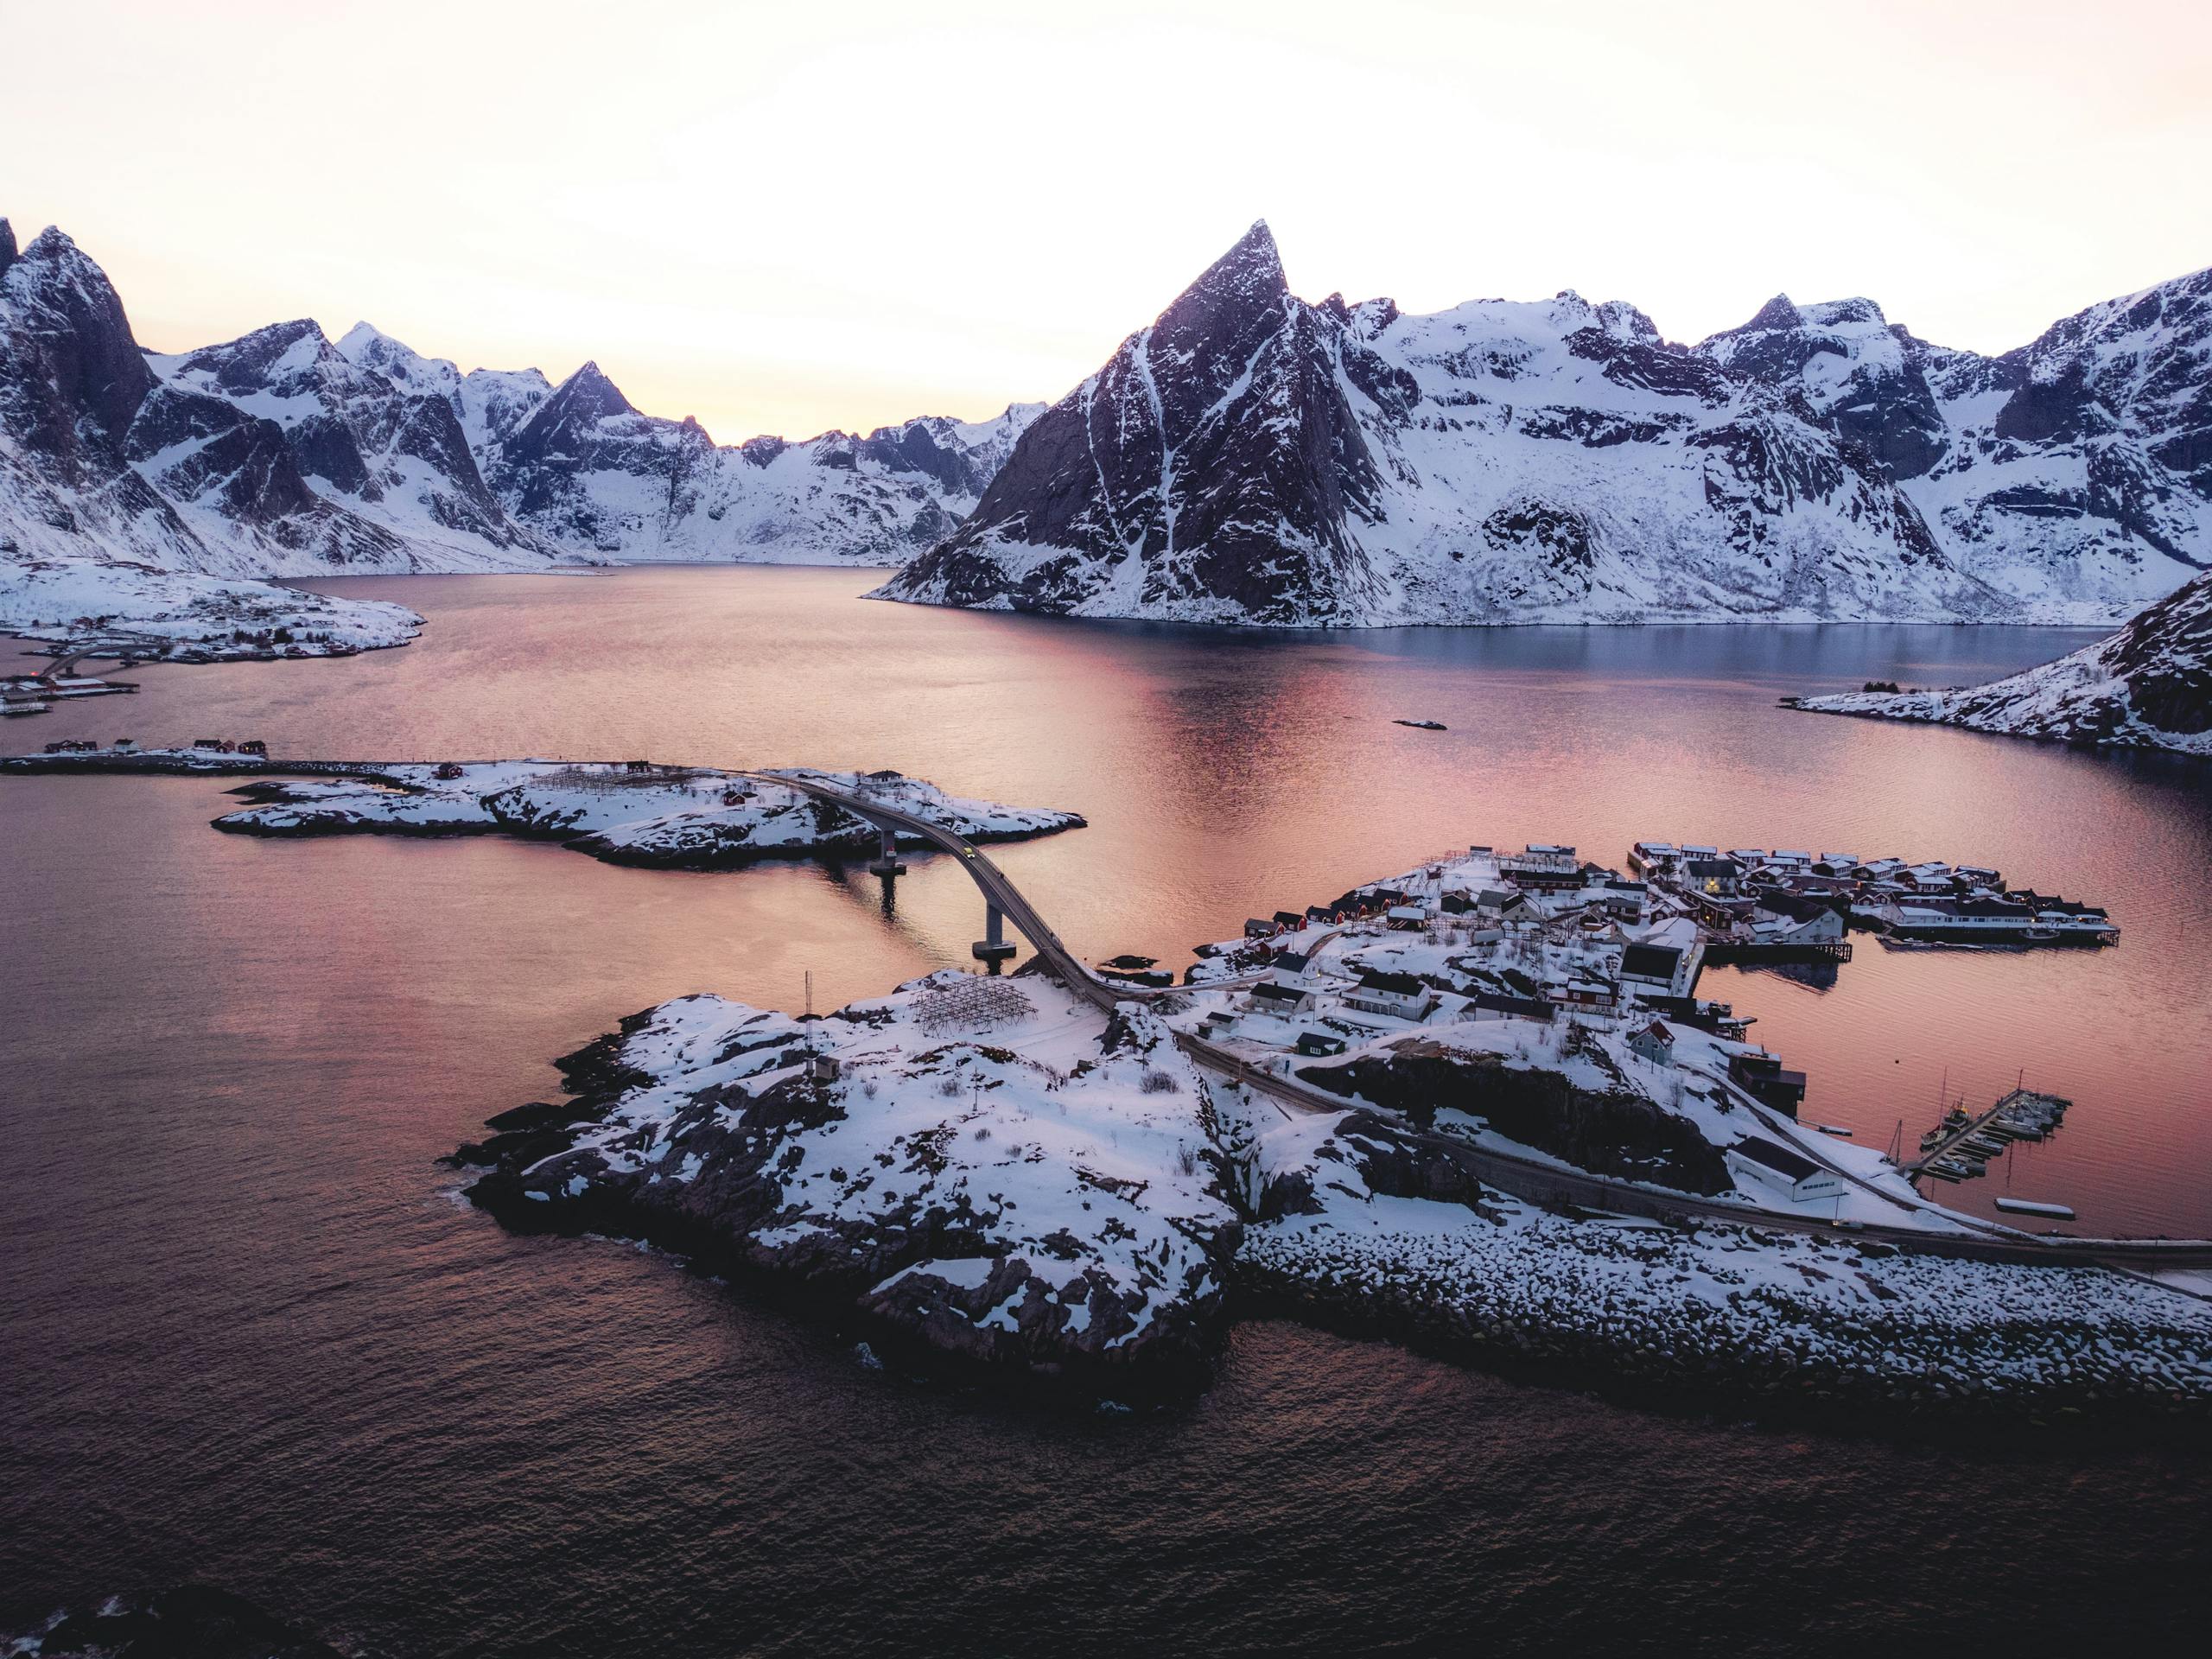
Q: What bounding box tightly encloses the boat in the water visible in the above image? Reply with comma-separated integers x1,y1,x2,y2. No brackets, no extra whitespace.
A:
1393,719,1447,731
1993,1197,2077,1221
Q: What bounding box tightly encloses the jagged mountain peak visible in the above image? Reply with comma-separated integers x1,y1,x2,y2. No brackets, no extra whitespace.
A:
551,359,637,421
336,320,404,359
0,219,152,444
0,219,15,276
1734,293,1803,334
165,317,337,390
1154,220,1289,336
1801,296,1888,328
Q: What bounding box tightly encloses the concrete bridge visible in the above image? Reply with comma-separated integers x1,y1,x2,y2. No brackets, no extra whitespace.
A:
758,771,2212,1278
743,771,1114,983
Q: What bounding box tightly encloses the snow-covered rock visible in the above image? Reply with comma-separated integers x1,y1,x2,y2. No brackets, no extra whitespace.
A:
453,957,2212,1413
878,223,2209,626
0,558,419,657
1230,1098,2212,1417
210,760,1086,868
457,977,1240,1385
1795,566,2212,755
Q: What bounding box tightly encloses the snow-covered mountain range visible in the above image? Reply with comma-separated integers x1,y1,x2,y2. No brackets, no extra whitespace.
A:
1796,567,2211,755
9,213,2209,647
880,222,2211,626
1,216,1039,645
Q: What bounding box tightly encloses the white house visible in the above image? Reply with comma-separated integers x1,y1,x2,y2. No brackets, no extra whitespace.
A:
1342,975,1437,1021
1247,978,1317,1015
1726,1136,1847,1204
1750,905,1846,946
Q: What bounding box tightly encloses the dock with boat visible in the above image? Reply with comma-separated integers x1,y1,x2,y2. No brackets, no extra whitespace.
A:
1901,1086,2071,1185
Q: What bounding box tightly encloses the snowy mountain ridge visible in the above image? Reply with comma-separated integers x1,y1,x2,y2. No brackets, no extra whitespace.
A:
1,216,1046,645
880,223,2211,627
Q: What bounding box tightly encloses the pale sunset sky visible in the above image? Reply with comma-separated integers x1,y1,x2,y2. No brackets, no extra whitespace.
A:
4,0,2206,445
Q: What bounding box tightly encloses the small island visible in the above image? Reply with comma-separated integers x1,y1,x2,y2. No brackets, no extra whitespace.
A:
1,747,1086,869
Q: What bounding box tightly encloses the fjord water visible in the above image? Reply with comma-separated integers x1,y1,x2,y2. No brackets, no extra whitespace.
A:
3,567,2208,1652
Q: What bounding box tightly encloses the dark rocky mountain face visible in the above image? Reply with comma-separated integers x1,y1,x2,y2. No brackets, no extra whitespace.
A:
897,223,1388,623
2103,564,2211,738
4,220,1041,582
883,228,2210,627
154,319,537,559
0,225,153,485
1,222,208,568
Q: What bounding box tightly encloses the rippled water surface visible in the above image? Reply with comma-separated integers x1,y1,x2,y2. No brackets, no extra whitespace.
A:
4,568,2208,1652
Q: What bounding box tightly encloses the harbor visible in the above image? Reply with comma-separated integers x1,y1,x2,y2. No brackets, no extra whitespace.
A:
1629,840,2117,948
1900,1085,2073,1188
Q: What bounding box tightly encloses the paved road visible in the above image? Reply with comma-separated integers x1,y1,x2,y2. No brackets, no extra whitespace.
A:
745,771,2212,1275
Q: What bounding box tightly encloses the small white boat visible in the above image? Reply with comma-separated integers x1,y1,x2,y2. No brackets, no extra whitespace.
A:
1993,1197,2076,1221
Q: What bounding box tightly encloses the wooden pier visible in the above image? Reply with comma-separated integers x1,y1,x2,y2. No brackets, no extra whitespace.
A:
1903,1086,2070,1183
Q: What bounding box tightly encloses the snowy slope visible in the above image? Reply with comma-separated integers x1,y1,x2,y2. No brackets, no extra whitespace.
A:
1796,566,2212,755
334,323,1044,566
0,219,430,645
143,318,555,575
880,224,2209,627
3,214,1045,635
460,976,1240,1381
1697,280,2211,613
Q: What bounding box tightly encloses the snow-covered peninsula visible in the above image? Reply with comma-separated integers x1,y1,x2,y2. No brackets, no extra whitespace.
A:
1793,567,2212,757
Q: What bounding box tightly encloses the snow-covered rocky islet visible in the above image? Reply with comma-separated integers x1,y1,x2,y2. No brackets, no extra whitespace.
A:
450,837,2211,1416
200,759,1088,868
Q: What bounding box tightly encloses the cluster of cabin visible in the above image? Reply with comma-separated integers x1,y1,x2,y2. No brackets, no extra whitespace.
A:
40,735,269,758
1630,840,2113,948
1194,842,1805,1132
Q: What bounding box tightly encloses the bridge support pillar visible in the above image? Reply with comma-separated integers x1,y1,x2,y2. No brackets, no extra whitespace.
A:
972,902,1017,967
867,824,906,878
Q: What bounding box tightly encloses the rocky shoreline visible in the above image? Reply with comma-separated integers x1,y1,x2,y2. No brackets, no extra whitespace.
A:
452,978,2212,1426
1232,1230,2210,1428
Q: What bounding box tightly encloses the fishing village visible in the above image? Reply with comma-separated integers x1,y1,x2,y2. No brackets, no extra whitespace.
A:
1147,831,2114,1225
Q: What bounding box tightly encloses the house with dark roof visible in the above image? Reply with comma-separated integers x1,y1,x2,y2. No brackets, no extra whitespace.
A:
1628,1020,1675,1067
1343,971,1436,1021
1726,1135,1846,1203
1727,1051,1808,1117
1248,979,1315,1014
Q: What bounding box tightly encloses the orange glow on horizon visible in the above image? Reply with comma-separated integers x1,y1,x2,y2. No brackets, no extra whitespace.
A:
5,0,2208,445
